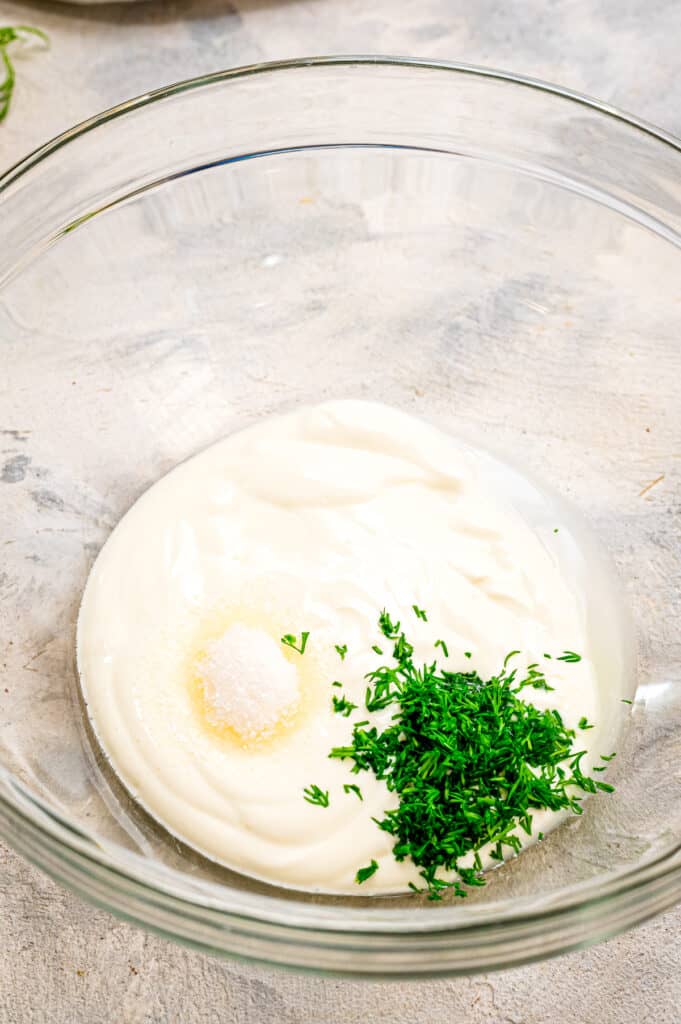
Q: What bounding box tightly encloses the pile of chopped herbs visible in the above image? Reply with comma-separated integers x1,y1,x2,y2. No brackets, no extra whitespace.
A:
289,609,615,900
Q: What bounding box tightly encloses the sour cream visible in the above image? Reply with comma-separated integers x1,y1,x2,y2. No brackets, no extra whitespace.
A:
77,400,614,894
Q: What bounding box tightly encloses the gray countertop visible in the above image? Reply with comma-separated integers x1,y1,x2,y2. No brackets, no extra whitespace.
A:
2,1,681,1021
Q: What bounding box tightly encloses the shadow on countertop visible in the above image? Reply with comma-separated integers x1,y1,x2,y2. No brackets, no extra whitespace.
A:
10,0,301,29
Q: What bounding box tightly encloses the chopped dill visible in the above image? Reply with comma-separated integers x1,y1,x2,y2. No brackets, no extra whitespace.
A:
557,650,581,663
412,605,428,621
332,694,358,718
329,611,615,900
281,631,309,655
355,860,378,884
335,644,348,661
434,639,449,658
378,609,400,636
303,784,329,808
343,783,363,801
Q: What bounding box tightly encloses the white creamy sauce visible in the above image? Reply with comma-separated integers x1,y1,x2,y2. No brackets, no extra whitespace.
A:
77,400,617,894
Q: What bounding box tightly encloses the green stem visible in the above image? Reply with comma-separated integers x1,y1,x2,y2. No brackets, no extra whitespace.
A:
0,25,49,124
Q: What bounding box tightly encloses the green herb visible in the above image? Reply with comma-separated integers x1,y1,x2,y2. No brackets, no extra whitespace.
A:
514,663,555,693
600,752,616,762
331,680,343,688
557,650,581,663
303,784,329,807
464,651,472,659
281,631,309,655
355,860,378,884
378,609,400,636
578,716,593,730
332,694,358,718
434,639,449,658
621,698,633,705
543,653,552,660
412,605,428,621
553,528,560,534
371,645,384,656
0,26,49,124
343,783,363,801
329,612,615,900
335,644,348,661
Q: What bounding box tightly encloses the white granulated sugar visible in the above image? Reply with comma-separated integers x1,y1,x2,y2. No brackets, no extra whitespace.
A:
199,623,300,738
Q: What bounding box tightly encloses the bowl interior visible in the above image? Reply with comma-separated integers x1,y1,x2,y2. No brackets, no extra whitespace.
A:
1,61,680,954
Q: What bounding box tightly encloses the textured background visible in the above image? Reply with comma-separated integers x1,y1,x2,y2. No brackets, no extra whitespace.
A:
2,1,681,1021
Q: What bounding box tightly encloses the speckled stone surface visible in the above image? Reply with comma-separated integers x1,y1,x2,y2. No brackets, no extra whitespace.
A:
1,1,681,1021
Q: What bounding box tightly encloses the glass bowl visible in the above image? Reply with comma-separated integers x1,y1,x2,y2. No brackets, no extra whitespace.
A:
1,57,680,977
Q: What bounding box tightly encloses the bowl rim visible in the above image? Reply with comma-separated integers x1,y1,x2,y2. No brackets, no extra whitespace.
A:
1,54,680,192
1,54,681,972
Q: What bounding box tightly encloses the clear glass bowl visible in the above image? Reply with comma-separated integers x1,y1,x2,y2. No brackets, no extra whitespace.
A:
1,57,680,976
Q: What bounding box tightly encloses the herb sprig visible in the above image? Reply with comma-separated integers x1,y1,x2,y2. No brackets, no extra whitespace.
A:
343,783,363,801
332,694,358,717
281,631,309,655
0,26,49,124
303,784,329,808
